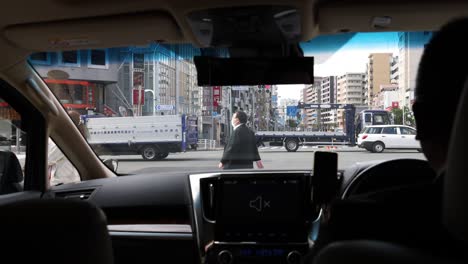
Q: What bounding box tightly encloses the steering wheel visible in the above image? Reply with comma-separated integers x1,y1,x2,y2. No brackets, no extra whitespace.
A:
342,158,437,198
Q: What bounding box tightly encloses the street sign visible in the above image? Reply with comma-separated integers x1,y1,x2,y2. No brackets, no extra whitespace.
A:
156,105,174,111
286,106,298,117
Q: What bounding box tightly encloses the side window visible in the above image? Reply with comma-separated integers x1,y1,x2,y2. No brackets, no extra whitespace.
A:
0,99,27,194
364,113,372,123
29,52,51,65
88,49,108,69
400,127,416,135
373,115,385,125
58,51,81,67
48,138,80,186
367,127,383,134
382,127,397,134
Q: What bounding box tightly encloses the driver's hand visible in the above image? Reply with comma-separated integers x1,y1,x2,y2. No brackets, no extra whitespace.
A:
218,162,224,169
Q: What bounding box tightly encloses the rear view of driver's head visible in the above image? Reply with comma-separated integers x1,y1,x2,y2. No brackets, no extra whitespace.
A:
414,17,468,172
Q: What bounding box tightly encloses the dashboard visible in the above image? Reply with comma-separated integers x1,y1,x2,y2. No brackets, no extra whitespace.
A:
44,158,433,264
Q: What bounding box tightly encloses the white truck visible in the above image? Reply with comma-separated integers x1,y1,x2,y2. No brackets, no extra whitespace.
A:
84,115,188,160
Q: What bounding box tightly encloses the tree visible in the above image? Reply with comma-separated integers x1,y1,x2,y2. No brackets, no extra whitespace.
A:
403,106,416,127
287,119,298,128
391,106,415,127
391,108,403,124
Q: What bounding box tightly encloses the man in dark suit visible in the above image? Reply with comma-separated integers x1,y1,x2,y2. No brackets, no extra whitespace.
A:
218,111,264,169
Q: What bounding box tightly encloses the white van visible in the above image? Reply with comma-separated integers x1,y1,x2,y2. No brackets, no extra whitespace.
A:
357,125,422,153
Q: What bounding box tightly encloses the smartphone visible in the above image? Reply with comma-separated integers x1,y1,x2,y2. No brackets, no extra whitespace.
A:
313,151,338,204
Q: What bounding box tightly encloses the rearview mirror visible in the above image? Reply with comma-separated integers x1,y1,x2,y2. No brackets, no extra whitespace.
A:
103,159,119,173
194,56,314,86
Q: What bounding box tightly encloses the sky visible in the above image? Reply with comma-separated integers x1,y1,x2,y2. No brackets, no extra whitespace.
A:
278,32,399,104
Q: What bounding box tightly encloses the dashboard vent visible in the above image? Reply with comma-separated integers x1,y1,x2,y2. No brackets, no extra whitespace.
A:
54,188,96,200
200,178,217,221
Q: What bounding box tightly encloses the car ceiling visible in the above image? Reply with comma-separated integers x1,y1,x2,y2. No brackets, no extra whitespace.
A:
0,0,468,60
0,0,468,70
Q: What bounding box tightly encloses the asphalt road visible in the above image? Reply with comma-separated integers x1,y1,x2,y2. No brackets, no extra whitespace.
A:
108,146,426,175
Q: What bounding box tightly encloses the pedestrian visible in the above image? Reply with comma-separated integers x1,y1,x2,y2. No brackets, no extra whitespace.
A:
218,111,264,169
48,110,89,185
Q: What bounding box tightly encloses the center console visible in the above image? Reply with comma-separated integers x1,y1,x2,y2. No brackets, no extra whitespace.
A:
189,172,319,264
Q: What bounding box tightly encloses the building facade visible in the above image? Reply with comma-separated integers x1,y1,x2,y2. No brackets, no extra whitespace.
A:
320,76,337,129
337,73,365,128
365,53,392,107
397,32,433,107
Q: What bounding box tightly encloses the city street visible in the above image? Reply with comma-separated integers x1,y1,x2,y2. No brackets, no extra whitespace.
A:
109,147,426,175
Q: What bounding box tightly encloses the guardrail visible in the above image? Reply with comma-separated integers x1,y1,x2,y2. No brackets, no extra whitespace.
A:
197,139,217,150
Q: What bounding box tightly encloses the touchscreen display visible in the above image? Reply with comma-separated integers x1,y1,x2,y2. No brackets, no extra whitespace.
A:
215,177,307,242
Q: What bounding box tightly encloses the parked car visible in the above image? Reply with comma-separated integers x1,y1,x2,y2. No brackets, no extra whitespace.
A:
357,125,422,153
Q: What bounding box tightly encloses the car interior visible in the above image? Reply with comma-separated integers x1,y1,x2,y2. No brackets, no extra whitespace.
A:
0,0,467,264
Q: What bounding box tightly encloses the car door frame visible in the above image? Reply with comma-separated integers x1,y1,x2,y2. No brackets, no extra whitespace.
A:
0,79,46,201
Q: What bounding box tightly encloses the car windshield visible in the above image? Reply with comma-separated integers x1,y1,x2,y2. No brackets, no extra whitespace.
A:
29,31,429,176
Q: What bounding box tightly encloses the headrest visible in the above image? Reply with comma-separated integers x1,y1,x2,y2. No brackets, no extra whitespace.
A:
0,151,23,194
0,199,114,264
444,76,468,244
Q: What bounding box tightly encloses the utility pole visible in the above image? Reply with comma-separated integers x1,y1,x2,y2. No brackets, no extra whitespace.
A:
138,84,143,116
210,86,214,140
252,87,256,131
402,105,405,125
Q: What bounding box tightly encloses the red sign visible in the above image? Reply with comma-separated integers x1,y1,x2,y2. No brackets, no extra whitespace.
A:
133,89,145,105
392,101,399,108
213,86,221,107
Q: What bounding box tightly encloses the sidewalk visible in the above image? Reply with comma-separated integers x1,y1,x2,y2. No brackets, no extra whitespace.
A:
196,146,224,151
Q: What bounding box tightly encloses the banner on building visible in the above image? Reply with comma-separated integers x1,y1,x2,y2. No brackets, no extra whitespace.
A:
213,86,221,107
133,89,145,105
202,87,212,107
133,72,144,88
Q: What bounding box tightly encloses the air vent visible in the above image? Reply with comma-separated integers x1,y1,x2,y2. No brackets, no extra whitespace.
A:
55,188,96,200
200,178,217,221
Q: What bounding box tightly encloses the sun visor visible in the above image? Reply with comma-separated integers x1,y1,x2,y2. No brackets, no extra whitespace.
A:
318,2,468,33
3,12,184,51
